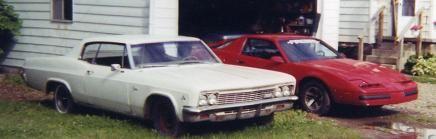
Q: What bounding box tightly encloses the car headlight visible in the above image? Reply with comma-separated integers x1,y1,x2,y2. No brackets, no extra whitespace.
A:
281,86,291,96
207,94,218,105
274,87,283,97
198,95,208,106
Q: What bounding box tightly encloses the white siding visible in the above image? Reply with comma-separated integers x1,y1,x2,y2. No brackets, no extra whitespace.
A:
339,0,392,43
149,0,178,35
2,0,150,67
318,0,340,49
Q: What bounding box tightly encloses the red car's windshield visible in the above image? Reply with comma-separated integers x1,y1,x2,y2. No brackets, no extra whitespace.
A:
279,39,339,62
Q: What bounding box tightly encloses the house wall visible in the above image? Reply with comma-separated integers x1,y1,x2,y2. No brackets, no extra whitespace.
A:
338,0,392,44
2,0,150,67
316,0,340,49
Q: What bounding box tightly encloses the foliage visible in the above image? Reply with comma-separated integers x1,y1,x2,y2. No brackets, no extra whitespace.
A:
404,53,434,75
411,56,436,76
0,0,22,53
0,100,360,139
412,76,436,84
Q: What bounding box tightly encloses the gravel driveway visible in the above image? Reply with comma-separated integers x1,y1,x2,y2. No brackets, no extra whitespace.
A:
385,83,436,118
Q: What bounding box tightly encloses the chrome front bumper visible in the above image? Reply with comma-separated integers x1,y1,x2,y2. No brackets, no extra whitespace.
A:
183,96,298,122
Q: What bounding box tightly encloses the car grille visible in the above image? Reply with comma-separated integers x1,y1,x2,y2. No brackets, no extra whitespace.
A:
216,88,275,105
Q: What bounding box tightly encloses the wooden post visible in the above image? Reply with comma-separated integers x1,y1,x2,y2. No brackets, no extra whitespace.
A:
358,36,364,61
392,0,399,37
377,9,385,48
416,11,424,57
397,38,405,71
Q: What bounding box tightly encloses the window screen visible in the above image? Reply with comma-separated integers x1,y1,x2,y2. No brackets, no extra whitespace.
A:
402,0,415,16
52,0,73,21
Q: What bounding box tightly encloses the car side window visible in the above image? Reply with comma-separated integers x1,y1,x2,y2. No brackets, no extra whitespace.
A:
82,43,100,64
82,43,130,68
242,39,281,60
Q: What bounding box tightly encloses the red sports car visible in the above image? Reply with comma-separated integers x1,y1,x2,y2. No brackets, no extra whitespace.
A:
208,34,418,115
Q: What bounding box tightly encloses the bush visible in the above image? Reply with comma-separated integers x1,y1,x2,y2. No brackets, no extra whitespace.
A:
0,0,22,53
412,57,436,76
404,53,434,74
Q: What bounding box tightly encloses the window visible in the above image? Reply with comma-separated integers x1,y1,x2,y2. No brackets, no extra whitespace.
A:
242,39,282,60
82,43,130,68
402,0,415,16
131,41,218,68
279,39,338,62
52,0,73,21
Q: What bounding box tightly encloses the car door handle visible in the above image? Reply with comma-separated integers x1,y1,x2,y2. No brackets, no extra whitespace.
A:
237,60,245,64
86,70,94,75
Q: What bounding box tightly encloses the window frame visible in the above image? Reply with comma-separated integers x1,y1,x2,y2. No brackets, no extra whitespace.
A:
241,38,285,60
81,42,132,69
51,0,73,22
402,0,416,17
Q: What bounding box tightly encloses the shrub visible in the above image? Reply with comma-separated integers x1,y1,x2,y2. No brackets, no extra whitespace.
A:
0,0,22,53
411,56,436,76
404,53,434,74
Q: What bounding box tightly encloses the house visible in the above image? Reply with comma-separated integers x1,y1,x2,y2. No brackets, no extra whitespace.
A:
2,0,340,68
338,0,435,70
2,0,434,69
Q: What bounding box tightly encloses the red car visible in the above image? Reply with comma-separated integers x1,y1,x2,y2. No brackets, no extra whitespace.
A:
208,34,418,115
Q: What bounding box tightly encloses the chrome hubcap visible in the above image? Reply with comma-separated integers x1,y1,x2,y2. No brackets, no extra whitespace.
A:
304,87,324,111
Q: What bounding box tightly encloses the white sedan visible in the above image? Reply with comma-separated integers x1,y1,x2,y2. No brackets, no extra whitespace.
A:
22,35,297,136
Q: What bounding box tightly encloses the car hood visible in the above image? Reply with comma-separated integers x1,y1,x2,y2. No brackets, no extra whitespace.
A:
133,64,295,92
300,59,410,83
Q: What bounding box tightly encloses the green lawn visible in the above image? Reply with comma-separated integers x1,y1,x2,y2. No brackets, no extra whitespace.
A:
412,76,436,84
0,101,359,139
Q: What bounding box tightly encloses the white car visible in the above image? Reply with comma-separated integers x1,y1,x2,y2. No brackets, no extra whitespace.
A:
22,35,297,136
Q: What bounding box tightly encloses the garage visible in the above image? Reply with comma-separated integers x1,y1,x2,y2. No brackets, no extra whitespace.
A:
179,0,320,39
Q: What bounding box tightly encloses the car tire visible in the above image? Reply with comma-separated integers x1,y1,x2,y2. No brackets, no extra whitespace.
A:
299,81,332,115
53,84,76,114
253,114,274,126
152,98,185,137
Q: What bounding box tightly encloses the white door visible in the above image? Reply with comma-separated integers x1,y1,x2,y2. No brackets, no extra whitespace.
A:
82,43,131,113
398,0,416,37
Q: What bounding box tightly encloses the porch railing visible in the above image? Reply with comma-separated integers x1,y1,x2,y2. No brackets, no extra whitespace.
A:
357,6,386,61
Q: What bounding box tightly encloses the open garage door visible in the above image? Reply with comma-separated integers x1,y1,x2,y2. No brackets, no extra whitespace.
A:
179,0,319,40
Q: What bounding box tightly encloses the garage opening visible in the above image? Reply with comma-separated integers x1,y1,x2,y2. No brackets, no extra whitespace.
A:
179,0,320,40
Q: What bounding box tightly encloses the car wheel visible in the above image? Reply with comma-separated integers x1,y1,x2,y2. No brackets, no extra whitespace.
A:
253,114,274,126
152,99,185,137
53,84,76,114
299,81,332,115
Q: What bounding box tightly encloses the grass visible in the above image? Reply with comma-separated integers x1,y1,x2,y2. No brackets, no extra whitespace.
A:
0,101,360,139
412,76,436,84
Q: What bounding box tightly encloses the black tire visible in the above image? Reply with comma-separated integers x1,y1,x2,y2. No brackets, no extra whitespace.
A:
152,98,185,137
299,81,332,115
253,114,274,126
53,84,76,114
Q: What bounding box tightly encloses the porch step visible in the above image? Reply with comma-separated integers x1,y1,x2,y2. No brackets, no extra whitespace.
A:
372,49,399,57
380,64,397,70
366,55,398,65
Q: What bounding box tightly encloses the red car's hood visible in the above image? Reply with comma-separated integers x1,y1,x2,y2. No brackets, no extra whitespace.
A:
300,59,410,83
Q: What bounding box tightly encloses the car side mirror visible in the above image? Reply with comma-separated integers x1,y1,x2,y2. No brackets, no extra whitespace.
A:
111,64,122,71
271,56,285,63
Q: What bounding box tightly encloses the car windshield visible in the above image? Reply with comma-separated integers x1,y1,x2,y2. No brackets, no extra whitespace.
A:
279,39,339,62
131,41,219,68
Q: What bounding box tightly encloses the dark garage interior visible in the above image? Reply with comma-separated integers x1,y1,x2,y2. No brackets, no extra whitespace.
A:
179,0,319,40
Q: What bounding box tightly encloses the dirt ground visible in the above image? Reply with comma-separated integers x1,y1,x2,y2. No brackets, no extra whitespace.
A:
0,74,435,139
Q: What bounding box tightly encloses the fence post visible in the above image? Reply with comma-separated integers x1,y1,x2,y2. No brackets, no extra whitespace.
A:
358,36,364,61
377,9,384,48
416,11,424,57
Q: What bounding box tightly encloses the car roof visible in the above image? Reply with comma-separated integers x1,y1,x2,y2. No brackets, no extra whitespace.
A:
82,34,201,45
241,34,313,40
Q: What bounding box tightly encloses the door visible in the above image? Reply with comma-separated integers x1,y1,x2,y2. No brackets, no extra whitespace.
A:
81,42,131,113
398,0,416,37
237,38,286,70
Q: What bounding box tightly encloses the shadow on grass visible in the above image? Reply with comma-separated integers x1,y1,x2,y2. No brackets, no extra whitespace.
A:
34,99,261,136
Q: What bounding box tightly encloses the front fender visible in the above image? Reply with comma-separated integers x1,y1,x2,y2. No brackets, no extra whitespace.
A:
45,78,73,93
